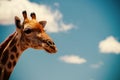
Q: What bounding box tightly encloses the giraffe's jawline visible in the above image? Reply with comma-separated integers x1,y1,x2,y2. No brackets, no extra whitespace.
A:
44,48,51,53
44,47,57,53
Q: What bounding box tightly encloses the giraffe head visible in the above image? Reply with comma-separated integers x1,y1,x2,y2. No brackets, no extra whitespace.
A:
15,11,57,53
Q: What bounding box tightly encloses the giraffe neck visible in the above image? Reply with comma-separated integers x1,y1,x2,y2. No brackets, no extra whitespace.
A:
0,32,26,80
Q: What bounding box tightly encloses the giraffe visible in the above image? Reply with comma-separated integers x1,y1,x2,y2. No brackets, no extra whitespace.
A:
0,11,57,80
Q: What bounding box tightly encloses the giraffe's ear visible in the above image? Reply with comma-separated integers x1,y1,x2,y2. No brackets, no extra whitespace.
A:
39,21,47,28
15,16,21,29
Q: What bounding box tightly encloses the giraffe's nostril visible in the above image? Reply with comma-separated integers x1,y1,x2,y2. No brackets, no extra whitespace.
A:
46,40,54,46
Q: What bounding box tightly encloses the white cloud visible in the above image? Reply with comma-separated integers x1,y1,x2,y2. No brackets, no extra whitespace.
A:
54,2,59,7
59,55,87,64
90,61,104,69
0,0,74,33
99,36,120,54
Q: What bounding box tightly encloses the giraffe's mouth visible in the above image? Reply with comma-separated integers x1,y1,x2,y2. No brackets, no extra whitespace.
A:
44,48,51,53
44,46,57,53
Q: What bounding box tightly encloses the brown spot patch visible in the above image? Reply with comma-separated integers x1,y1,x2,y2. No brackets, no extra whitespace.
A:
17,44,19,47
1,50,9,65
16,53,19,58
13,61,16,66
0,32,16,57
10,54,15,60
9,38,17,48
3,69,11,80
11,46,17,53
7,61,12,69
0,66,2,76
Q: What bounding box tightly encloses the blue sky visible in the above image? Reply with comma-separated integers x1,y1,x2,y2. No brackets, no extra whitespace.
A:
0,0,120,80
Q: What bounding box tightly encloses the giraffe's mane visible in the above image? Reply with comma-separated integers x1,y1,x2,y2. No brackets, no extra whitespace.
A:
0,32,16,57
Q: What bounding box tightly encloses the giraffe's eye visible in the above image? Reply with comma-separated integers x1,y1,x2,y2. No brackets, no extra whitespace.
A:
24,28,32,34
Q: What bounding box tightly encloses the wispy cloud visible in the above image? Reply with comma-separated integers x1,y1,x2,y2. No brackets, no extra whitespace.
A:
99,36,120,54
59,55,87,64
90,61,104,69
0,0,74,33
54,2,60,7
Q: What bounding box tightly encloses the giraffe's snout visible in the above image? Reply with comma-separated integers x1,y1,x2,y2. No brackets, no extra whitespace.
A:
42,40,57,53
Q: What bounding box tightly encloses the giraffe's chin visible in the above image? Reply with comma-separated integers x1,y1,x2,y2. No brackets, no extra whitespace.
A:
44,48,57,54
